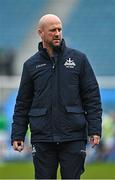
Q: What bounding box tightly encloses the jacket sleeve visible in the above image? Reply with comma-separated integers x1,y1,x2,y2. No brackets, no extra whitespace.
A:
11,62,34,144
79,54,102,137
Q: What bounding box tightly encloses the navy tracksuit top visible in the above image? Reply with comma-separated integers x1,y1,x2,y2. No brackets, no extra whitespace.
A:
11,39,102,144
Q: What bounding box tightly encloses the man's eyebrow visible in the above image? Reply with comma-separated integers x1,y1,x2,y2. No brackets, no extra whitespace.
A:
50,27,62,31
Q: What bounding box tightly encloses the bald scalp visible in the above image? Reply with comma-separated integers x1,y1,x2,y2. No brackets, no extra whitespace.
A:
38,14,62,30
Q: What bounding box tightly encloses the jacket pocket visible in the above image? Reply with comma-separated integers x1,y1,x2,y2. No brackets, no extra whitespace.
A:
65,106,84,113
28,108,47,116
65,106,86,131
28,108,48,133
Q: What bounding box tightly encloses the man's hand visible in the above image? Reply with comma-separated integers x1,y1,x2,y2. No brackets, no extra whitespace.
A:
89,135,100,148
13,140,24,152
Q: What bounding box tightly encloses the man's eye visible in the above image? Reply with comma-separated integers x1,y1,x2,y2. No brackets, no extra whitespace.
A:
58,28,62,32
50,29,55,32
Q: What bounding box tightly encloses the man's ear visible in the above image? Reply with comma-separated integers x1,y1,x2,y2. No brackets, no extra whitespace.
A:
38,28,42,36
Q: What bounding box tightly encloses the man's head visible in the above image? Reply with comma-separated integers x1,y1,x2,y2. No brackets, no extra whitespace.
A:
38,14,62,51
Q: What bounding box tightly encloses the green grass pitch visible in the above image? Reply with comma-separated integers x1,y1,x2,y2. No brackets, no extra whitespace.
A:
0,162,115,179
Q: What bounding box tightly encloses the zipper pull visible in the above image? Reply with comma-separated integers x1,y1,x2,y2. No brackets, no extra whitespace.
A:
50,57,56,69
52,63,55,69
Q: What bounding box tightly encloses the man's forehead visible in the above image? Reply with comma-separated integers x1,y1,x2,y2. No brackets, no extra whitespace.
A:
45,19,62,26
42,21,62,31
49,22,62,28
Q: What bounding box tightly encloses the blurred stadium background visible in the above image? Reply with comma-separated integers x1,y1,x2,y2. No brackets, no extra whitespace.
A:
0,0,115,179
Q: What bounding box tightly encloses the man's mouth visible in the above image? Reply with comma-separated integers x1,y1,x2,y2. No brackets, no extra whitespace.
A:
53,39,60,40
53,39,60,42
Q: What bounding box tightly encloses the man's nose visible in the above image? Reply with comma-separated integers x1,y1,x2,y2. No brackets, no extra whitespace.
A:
55,29,60,36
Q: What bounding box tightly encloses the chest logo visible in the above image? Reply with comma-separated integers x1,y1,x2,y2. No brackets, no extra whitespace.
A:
64,58,76,68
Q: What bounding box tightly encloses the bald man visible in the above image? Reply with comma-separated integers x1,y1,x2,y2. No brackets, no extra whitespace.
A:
11,14,102,179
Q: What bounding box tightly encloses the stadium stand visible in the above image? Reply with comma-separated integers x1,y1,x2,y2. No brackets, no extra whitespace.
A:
0,0,48,49
64,0,115,76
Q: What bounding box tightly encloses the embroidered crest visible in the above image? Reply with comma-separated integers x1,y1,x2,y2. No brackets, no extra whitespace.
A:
64,58,76,68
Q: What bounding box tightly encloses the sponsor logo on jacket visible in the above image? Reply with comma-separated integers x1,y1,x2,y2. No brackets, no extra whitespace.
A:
36,63,46,68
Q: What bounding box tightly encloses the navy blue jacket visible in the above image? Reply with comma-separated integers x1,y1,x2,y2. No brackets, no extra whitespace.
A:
11,39,102,144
